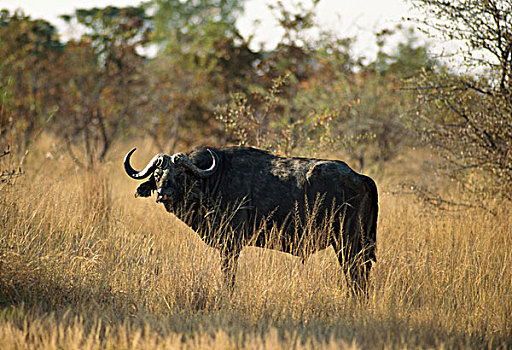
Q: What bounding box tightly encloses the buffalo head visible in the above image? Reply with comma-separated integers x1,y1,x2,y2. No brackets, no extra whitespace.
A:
123,148,219,205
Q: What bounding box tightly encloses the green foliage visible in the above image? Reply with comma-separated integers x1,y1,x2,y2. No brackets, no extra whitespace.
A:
152,0,250,77
153,0,243,39
373,25,436,78
145,0,259,147
0,9,62,153
62,5,151,68
0,0,433,172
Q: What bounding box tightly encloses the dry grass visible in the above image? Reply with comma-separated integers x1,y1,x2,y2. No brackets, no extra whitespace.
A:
0,140,511,349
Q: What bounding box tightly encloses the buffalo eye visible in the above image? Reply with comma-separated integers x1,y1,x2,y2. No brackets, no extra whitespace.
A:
153,171,162,182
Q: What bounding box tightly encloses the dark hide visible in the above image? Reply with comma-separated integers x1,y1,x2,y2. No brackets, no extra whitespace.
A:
126,146,378,292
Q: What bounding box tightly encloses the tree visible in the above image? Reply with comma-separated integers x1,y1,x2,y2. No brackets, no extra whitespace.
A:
0,9,62,155
373,25,434,78
216,2,427,171
145,0,259,150
409,0,512,200
57,5,152,166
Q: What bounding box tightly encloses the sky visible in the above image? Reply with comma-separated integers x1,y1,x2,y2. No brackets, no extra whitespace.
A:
0,0,416,60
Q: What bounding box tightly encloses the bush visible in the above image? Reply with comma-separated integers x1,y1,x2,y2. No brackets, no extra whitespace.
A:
409,0,512,200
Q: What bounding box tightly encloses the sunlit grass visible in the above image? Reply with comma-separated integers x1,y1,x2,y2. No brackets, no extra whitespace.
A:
0,140,510,349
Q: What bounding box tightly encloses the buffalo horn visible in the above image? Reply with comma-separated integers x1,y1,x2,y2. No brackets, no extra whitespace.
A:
124,148,167,179
172,149,219,178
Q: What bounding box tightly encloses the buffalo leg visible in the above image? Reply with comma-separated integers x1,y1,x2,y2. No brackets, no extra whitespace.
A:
335,239,370,294
334,209,373,294
221,251,240,291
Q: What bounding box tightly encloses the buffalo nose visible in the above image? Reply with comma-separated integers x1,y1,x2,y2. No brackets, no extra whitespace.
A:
156,189,167,202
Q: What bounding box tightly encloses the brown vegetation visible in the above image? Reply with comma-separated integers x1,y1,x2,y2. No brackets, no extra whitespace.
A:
0,137,510,349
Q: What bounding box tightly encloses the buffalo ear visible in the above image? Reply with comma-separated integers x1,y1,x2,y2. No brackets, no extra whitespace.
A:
135,178,156,198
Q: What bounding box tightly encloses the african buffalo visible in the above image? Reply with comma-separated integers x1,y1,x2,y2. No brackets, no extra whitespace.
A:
124,146,378,292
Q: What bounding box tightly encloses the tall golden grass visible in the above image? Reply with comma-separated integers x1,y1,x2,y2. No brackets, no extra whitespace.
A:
0,139,510,349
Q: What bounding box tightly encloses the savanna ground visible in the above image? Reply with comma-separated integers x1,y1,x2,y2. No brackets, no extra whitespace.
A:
1,136,511,349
